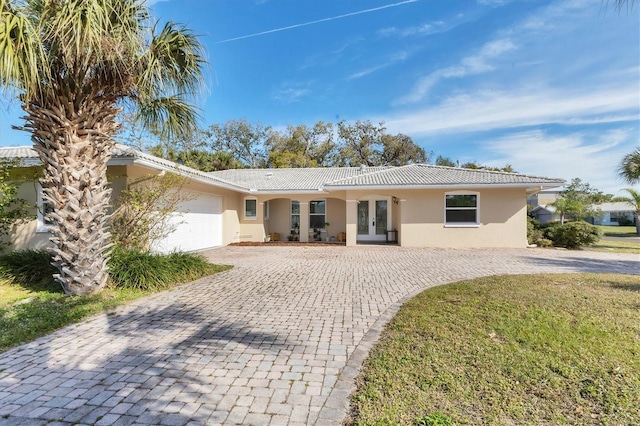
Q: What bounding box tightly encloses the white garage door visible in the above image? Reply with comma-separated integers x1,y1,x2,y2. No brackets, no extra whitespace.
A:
153,192,223,253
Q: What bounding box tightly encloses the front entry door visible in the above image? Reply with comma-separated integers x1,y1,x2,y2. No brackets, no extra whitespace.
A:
357,199,389,241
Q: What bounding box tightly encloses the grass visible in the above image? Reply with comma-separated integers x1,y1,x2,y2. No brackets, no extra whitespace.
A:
349,274,640,426
596,225,638,238
0,250,231,353
586,239,640,254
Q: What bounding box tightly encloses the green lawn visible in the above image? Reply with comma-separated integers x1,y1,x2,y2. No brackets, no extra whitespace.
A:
586,239,640,254
349,274,640,426
596,225,638,238
0,264,231,353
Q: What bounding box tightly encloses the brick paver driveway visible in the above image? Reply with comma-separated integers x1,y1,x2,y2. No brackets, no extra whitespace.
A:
1,246,638,425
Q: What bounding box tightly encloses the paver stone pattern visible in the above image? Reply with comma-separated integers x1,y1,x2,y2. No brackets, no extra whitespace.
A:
0,246,638,425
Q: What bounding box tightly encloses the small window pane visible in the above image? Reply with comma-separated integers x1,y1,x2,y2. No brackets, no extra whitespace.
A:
310,200,325,214
446,209,476,223
446,195,477,208
291,201,300,214
245,199,257,218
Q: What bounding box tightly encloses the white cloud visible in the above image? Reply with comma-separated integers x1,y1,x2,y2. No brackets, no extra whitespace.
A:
347,50,410,80
477,128,637,194
395,38,516,104
384,85,638,136
273,82,312,104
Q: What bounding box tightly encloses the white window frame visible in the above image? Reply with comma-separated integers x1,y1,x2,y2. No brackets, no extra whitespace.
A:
36,182,54,233
244,197,257,220
309,199,327,231
444,191,480,228
290,200,300,231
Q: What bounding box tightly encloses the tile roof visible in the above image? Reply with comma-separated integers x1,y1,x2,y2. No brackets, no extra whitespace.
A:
209,166,388,191
322,164,565,188
0,145,565,192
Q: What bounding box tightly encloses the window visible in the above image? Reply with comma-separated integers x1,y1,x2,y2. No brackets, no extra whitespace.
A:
291,200,300,231
244,198,257,220
445,192,479,225
36,183,54,232
309,200,326,229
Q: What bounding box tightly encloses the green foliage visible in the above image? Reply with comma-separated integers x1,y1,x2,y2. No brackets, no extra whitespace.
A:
0,249,57,289
0,159,31,251
414,413,453,426
108,246,227,291
526,217,544,245
544,221,602,249
207,119,270,168
110,172,189,251
435,155,456,167
336,120,430,167
617,147,640,185
349,274,640,425
551,178,608,223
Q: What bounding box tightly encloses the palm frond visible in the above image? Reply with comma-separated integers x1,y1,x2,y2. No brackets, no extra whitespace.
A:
0,0,48,95
617,147,640,185
140,21,206,97
137,95,201,142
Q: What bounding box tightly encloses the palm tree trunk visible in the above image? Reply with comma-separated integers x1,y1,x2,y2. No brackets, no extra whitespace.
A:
24,86,120,296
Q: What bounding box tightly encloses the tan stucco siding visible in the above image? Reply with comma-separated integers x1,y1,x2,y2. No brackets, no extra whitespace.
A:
396,188,528,248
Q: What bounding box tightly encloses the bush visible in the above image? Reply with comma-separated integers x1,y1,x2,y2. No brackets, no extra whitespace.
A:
527,217,544,245
0,248,225,293
545,221,602,249
108,246,220,290
0,250,58,290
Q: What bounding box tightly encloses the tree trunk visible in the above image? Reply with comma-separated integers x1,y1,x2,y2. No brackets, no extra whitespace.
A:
23,85,120,296
635,212,640,236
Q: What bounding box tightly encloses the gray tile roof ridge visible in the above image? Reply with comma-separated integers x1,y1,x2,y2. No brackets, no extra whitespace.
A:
323,164,406,185
414,163,565,182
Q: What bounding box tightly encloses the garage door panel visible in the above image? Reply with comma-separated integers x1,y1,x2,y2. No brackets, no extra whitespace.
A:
152,192,222,253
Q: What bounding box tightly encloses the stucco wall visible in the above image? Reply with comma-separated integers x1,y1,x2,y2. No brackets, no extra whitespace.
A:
395,187,528,248
7,164,244,251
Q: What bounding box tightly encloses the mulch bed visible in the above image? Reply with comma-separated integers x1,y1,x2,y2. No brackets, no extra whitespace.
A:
229,241,345,247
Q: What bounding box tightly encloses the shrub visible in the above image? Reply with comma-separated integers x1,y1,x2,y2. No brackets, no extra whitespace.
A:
527,217,544,245
108,246,220,291
545,221,602,249
0,250,57,290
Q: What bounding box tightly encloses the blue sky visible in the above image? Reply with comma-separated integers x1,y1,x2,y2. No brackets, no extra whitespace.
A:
0,0,638,195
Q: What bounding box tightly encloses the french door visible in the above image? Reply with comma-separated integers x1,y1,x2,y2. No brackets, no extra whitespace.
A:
357,198,390,241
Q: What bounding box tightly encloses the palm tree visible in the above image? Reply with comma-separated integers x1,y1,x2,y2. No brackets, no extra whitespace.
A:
618,147,640,185
612,188,640,235
0,0,205,295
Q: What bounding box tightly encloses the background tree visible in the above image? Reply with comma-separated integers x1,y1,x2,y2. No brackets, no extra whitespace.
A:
612,188,640,235
336,120,427,166
266,121,337,168
206,119,270,168
617,147,640,185
0,0,205,295
435,155,456,167
550,178,607,224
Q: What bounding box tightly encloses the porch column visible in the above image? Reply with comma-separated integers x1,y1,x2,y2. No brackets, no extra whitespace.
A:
398,199,407,246
346,199,357,246
299,202,309,242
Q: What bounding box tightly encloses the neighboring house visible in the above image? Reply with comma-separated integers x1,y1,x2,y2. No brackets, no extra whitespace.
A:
2,145,565,251
529,205,560,224
527,189,561,209
589,202,636,226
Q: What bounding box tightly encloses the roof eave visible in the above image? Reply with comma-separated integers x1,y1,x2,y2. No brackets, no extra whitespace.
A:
324,182,566,191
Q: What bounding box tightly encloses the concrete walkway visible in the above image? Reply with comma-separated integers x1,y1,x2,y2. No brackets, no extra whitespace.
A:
0,246,638,426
